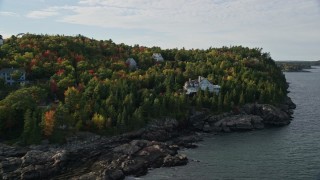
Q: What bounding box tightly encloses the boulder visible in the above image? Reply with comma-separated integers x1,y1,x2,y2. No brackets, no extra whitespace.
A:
234,116,254,130
202,122,212,132
52,150,68,166
120,157,147,176
102,169,125,180
163,154,188,167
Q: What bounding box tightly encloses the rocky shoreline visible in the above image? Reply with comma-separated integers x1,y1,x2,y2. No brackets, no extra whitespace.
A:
0,97,296,180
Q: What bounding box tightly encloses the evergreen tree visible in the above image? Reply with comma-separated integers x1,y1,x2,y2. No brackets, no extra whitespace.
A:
22,109,33,144
223,92,230,110
239,91,245,105
22,109,42,145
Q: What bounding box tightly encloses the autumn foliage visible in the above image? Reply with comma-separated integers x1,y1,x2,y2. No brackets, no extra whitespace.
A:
43,110,55,136
0,34,288,142
92,113,105,130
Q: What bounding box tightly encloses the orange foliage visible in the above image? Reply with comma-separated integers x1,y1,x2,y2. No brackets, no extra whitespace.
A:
43,110,55,136
56,69,65,76
57,57,63,64
75,54,84,62
30,59,37,67
88,69,95,75
43,50,51,57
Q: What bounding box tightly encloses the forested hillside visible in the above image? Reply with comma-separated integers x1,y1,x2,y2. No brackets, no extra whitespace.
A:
0,34,287,144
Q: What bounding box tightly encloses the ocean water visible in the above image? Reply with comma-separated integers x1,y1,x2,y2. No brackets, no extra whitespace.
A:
140,66,320,180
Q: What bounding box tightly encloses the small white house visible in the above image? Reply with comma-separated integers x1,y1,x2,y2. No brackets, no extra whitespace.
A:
126,58,137,70
152,53,164,62
0,68,26,85
0,35,3,46
183,76,220,95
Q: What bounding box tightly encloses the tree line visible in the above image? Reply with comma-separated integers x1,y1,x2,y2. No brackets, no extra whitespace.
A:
0,34,288,144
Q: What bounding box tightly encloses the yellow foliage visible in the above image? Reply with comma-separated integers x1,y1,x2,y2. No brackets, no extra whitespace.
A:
64,86,78,97
227,76,233,81
92,113,105,129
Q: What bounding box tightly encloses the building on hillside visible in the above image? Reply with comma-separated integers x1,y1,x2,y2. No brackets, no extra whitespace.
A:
183,76,220,95
0,68,26,85
126,58,137,70
0,35,3,46
152,53,164,62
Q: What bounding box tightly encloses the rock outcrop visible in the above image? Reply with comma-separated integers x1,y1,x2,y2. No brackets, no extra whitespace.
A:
141,117,180,141
0,129,189,180
242,103,293,126
213,115,264,132
188,99,296,133
0,98,296,179
0,138,189,179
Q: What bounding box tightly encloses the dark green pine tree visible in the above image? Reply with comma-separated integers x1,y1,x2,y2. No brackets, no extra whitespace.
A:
22,109,42,145
239,91,245,105
22,109,33,144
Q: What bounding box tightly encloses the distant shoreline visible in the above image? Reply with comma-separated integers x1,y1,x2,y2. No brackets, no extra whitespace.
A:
277,61,320,72
283,69,311,73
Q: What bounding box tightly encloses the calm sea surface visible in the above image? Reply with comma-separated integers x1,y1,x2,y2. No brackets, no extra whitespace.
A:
139,66,320,180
